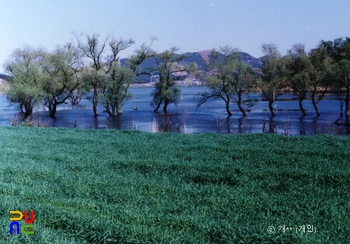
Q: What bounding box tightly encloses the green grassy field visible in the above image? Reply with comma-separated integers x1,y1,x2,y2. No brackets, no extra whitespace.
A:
0,127,349,243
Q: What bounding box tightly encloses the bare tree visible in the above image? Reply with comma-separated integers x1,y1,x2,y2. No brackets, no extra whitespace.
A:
102,39,156,116
76,33,134,116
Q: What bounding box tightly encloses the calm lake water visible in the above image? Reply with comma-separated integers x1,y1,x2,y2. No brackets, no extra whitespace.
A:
0,87,349,135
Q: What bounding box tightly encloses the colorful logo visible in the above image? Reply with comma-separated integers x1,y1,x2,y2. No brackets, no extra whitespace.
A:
9,210,35,235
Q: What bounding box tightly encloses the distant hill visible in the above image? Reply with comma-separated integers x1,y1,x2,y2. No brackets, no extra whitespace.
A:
181,50,262,70
0,74,11,81
121,50,263,83
239,52,264,69
1,51,263,85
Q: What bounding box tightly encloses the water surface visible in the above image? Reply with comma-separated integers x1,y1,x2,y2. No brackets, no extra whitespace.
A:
0,87,349,135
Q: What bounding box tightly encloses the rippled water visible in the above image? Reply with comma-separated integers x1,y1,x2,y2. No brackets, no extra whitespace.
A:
0,87,349,135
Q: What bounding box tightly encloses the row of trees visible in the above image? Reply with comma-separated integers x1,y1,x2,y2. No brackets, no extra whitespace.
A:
3,35,350,119
197,37,350,118
4,34,158,119
4,33,197,119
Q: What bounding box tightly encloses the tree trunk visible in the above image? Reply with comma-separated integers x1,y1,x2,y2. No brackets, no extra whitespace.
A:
112,104,116,115
116,103,122,114
224,95,232,116
92,89,99,116
105,110,113,116
49,102,57,118
104,105,113,117
225,101,232,116
70,94,82,105
153,99,162,112
346,85,350,116
311,92,320,117
93,103,99,116
24,103,33,119
20,103,24,113
163,100,169,113
238,117,244,134
268,100,276,116
226,117,231,133
269,116,275,134
237,92,247,117
340,100,344,117
299,97,307,116
104,102,116,117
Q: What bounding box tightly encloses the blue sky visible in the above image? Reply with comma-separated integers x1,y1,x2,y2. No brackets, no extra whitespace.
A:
1,0,350,73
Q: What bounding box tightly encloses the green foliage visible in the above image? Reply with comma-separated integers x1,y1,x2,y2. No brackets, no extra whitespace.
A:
4,46,46,118
0,128,349,243
319,37,350,115
150,72,181,111
308,46,330,107
328,59,350,84
287,44,310,89
150,47,196,113
197,46,256,116
285,44,311,116
260,44,289,116
41,43,84,117
102,64,134,115
3,44,84,118
260,44,285,95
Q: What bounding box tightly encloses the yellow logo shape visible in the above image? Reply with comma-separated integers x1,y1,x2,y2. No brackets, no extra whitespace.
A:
10,211,23,221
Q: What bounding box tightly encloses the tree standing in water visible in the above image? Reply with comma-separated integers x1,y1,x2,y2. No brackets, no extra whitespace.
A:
42,43,83,118
151,47,196,113
196,46,257,116
308,44,330,117
76,33,134,116
4,46,46,119
285,44,311,117
260,43,288,116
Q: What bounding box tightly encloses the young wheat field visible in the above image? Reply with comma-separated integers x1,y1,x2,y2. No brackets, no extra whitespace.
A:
0,127,349,243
